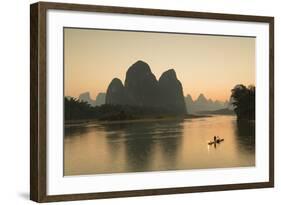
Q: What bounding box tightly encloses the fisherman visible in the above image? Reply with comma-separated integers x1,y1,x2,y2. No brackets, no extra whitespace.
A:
214,136,220,143
213,136,217,143
209,136,223,146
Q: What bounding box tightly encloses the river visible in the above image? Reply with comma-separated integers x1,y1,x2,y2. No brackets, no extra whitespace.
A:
64,115,255,176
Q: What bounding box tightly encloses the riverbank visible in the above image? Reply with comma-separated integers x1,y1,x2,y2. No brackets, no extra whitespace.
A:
65,114,212,127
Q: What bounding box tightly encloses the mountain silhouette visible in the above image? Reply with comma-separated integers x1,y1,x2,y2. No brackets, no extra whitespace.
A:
197,93,208,104
158,69,186,114
79,92,106,107
79,92,95,106
106,78,127,105
95,93,106,106
185,93,229,114
125,61,159,107
105,60,187,115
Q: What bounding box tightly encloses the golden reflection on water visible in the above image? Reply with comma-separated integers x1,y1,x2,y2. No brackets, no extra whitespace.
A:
64,115,255,176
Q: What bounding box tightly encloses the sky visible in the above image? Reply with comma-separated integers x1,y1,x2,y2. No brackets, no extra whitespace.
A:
64,28,255,102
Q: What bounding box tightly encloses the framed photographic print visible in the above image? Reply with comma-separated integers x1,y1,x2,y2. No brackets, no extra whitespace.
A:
30,1,274,202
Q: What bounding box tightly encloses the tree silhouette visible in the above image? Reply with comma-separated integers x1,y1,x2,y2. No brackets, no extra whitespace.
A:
231,84,255,121
64,97,96,120
64,97,177,121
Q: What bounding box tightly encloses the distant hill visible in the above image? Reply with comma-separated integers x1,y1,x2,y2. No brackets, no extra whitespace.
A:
197,108,235,115
78,92,106,107
106,60,186,115
79,92,95,106
185,93,230,114
95,93,106,106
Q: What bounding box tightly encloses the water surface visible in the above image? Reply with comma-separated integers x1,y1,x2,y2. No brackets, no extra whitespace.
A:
64,115,255,176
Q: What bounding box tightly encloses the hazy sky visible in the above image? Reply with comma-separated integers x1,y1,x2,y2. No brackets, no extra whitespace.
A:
64,28,255,102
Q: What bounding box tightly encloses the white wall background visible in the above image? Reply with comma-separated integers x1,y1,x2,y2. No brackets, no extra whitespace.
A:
0,0,279,204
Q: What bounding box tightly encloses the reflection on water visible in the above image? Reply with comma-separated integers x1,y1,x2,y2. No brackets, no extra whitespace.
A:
64,115,255,176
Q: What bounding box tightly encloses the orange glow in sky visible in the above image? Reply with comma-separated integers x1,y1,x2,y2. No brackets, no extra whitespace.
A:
64,28,255,101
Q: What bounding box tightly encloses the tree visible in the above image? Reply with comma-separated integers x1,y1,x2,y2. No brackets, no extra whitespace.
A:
64,97,96,120
231,84,255,121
